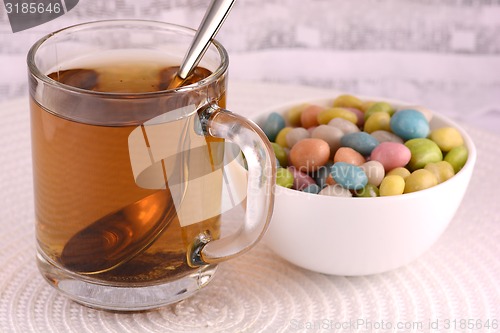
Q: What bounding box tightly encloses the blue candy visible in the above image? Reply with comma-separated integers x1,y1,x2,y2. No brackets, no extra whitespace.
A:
311,162,333,189
302,183,321,194
262,112,286,142
340,132,379,156
331,162,368,190
390,109,429,140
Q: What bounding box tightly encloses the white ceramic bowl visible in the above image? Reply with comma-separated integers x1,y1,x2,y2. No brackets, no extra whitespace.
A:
256,97,477,276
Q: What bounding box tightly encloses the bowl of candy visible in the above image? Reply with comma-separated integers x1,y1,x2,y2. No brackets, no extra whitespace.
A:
255,94,476,276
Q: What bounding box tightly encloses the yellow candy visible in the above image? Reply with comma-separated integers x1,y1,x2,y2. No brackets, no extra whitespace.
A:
317,107,357,125
275,127,293,147
364,102,395,120
386,167,411,180
364,112,391,133
361,100,377,113
379,175,405,196
424,161,455,183
333,94,364,110
429,127,464,152
404,169,438,193
287,105,304,127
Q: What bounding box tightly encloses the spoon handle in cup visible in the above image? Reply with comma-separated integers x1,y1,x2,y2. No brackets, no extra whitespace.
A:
177,0,236,80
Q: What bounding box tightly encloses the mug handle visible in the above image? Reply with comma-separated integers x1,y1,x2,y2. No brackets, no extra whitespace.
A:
188,103,276,266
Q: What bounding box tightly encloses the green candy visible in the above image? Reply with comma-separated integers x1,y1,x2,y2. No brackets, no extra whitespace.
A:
444,145,468,173
271,142,288,167
355,183,380,197
364,102,395,120
405,138,443,171
276,167,294,188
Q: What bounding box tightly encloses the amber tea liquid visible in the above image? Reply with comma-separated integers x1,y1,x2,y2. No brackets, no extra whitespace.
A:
32,52,225,284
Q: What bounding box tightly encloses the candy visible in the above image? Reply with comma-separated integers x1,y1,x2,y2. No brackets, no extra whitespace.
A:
361,100,376,113
286,127,310,148
355,183,380,197
390,109,430,140
405,105,433,122
271,142,288,167
276,167,294,188
424,161,455,183
325,174,336,186
371,142,411,172
333,94,364,110
364,102,394,120
340,132,379,156
262,112,286,142
287,105,304,127
333,147,365,165
275,127,293,147
328,117,360,134
317,107,357,125
346,107,365,127
319,185,353,197
360,160,385,186
379,175,405,196
429,127,464,152
370,130,404,144
444,145,468,173
289,138,330,172
386,167,411,180
288,166,316,190
302,183,321,194
262,95,468,196
405,138,443,171
331,162,368,190
307,126,317,135
364,112,391,133
311,125,343,156
311,163,334,189
404,169,438,193
300,105,323,128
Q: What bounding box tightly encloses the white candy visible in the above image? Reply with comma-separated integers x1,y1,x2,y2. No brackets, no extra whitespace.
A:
370,130,404,144
286,127,310,148
311,125,343,156
361,160,385,186
328,117,360,134
319,185,353,197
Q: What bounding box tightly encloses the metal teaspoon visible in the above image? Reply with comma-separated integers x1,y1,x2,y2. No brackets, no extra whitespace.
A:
168,0,236,88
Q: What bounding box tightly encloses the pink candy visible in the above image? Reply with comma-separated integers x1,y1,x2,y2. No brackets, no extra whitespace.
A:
288,166,316,190
345,107,365,127
371,142,411,171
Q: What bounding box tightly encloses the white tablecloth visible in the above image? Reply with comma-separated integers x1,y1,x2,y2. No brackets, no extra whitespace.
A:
0,82,499,333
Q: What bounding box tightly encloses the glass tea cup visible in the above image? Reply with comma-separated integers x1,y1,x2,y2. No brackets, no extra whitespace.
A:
28,20,275,311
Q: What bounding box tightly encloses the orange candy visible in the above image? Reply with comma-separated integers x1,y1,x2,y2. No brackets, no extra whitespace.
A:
333,147,366,166
290,138,330,172
300,105,323,129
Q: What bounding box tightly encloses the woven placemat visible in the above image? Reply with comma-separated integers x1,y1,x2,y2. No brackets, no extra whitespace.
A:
1,83,499,332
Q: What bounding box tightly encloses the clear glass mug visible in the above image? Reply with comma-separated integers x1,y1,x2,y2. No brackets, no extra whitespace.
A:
28,20,276,311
